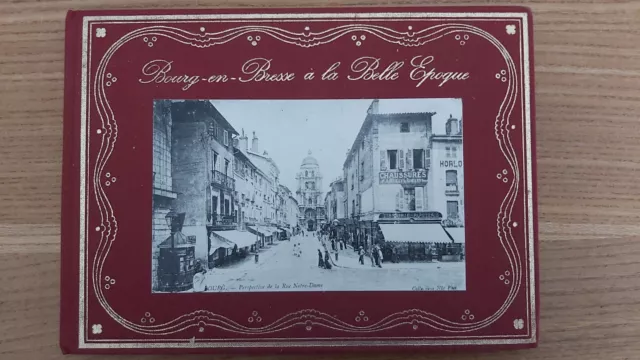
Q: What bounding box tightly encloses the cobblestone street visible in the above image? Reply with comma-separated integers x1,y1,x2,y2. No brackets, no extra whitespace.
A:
200,233,465,292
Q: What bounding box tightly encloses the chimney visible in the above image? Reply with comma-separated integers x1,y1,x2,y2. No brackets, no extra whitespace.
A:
237,128,249,152
263,150,269,157
367,99,380,115
446,114,459,135
251,131,259,153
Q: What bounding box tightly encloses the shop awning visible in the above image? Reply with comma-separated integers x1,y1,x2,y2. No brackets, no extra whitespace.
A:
445,228,465,245
247,226,266,236
208,235,235,255
212,230,258,250
268,227,280,235
379,223,452,243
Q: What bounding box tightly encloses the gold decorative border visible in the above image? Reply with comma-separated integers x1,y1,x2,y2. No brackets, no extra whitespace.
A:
78,11,535,349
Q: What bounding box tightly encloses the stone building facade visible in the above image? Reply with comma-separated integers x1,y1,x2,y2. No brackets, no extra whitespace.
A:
151,100,178,291
429,115,464,224
296,151,325,231
342,99,464,253
325,177,346,223
170,100,238,265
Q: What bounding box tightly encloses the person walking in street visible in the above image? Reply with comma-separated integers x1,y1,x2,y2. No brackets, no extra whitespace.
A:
373,245,382,268
324,250,332,270
358,246,365,265
377,245,384,268
368,247,376,267
317,249,324,268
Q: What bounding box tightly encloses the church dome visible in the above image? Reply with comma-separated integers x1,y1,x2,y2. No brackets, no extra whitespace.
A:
301,150,319,167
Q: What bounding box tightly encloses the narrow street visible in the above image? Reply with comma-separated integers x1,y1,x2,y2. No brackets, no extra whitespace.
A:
201,233,465,292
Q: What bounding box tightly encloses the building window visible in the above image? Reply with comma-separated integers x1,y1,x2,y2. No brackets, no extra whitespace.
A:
224,159,229,176
213,151,218,171
404,188,416,211
447,201,459,219
413,149,424,169
400,122,410,133
388,150,398,170
223,130,229,146
446,170,458,192
446,147,451,158
305,170,308,177
352,200,355,215
351,174,354,190
360,161,365,181
452,146,458,159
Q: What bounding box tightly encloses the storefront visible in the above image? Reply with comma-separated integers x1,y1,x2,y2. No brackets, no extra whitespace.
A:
378,222,451,262
375,212,452,263
247,225,269,247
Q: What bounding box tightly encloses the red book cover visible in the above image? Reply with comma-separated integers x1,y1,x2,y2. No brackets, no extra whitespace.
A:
60,6,538,354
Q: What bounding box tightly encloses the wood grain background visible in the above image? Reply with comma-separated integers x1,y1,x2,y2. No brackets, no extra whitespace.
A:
0,0,639,359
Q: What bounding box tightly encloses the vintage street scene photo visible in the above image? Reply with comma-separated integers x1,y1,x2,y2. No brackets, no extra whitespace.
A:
152,98,465,293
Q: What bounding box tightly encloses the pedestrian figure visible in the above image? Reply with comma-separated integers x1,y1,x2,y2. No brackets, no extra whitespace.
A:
335,251,339,262
331,239,336,251
368,248,376,267
318,249,324,268
358,246,365,265
324,250,332,269
192,261,207,292
376,245,384,268
254,252,259,264
372,245,381,267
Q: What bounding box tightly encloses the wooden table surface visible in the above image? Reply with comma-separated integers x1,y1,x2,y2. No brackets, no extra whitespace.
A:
1,0,639,359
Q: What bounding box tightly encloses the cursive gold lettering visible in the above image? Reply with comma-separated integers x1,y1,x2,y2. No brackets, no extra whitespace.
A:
348,56,403,81
239,58,295,83
138,59,201,91
410,55,470,87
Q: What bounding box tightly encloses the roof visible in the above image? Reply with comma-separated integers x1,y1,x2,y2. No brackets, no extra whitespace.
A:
158,232,195,248
247,151,280,177
301,150,319,167
343,102,436,169
379,223,452,243
170,100,239,135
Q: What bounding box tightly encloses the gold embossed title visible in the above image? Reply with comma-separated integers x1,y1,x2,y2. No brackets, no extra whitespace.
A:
138,56,470,91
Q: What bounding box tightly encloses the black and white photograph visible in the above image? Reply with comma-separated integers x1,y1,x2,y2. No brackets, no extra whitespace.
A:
152,98,465,293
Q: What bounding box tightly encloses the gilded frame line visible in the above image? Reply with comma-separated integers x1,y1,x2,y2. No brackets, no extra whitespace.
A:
77,11,534,349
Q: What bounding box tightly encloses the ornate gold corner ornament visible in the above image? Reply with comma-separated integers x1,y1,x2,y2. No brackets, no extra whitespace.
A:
78,12,535,349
